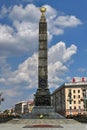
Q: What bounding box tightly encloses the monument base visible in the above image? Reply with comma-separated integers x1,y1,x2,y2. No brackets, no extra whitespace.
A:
22,106,65,119
34,88,51,106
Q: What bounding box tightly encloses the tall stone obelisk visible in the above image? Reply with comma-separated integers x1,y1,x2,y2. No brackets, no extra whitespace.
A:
34,7,51,106
22,7,64,118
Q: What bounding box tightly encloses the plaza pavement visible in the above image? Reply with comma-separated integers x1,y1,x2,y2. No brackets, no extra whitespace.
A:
0,118,87,130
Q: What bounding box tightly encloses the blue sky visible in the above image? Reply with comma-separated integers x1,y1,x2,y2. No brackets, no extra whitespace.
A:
0,0,87,110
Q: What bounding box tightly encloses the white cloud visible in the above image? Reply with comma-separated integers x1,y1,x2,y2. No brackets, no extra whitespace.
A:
55,16,82,27
0,4,81,58
44,5,57,19
7,53,38,88
0,78,5,83
48,42,77,88
48,41,77,64
78,68,86,72
0,24,14,41
15,42,76,89
9,4,40,22
0,42,77,94
0,6,11,18
0,3,80,109
4,89,22,97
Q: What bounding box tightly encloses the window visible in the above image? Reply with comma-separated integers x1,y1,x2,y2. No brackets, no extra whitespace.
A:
78,101,81,104
83,93,84,96
78,90,80,93
70,106,72,110
78,95,80,98
69,89,71,92
69,101,72,104
68,89,72,98
74,106,76,109
74,101,76,104
73,90,76,93
83,91,86,97
73,95,76,99
79,106,81,109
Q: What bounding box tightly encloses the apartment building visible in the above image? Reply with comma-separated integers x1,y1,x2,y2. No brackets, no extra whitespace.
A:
14,101,27,115
52,78,87,117
14,100,34,115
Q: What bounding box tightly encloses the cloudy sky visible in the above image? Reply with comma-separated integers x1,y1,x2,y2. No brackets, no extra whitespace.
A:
0,0,87,110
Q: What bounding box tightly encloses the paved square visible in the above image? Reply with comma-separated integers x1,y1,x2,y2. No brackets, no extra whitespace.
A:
0,119,87,130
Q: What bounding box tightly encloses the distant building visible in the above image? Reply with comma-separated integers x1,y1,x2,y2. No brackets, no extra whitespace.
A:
24,100,34,114
14,100,34,115
14,101,27,115
52,78,87,117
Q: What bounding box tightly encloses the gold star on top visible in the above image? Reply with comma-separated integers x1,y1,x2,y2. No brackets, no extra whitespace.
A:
40,7,46,15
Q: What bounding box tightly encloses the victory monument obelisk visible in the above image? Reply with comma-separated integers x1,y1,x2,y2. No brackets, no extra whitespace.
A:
30,7,63,119
34,7,51,106
23,7,64,119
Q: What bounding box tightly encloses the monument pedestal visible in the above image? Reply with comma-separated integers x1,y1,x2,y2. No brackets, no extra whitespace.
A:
34,88,51,106
22,106,64,119
32,106,54,115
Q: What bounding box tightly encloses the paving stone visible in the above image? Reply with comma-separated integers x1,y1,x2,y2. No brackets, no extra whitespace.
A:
0,118,87,130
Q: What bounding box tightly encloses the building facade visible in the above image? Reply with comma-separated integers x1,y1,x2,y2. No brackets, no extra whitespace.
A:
14,100,34,115
14,101,27,115
52,80,87,117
